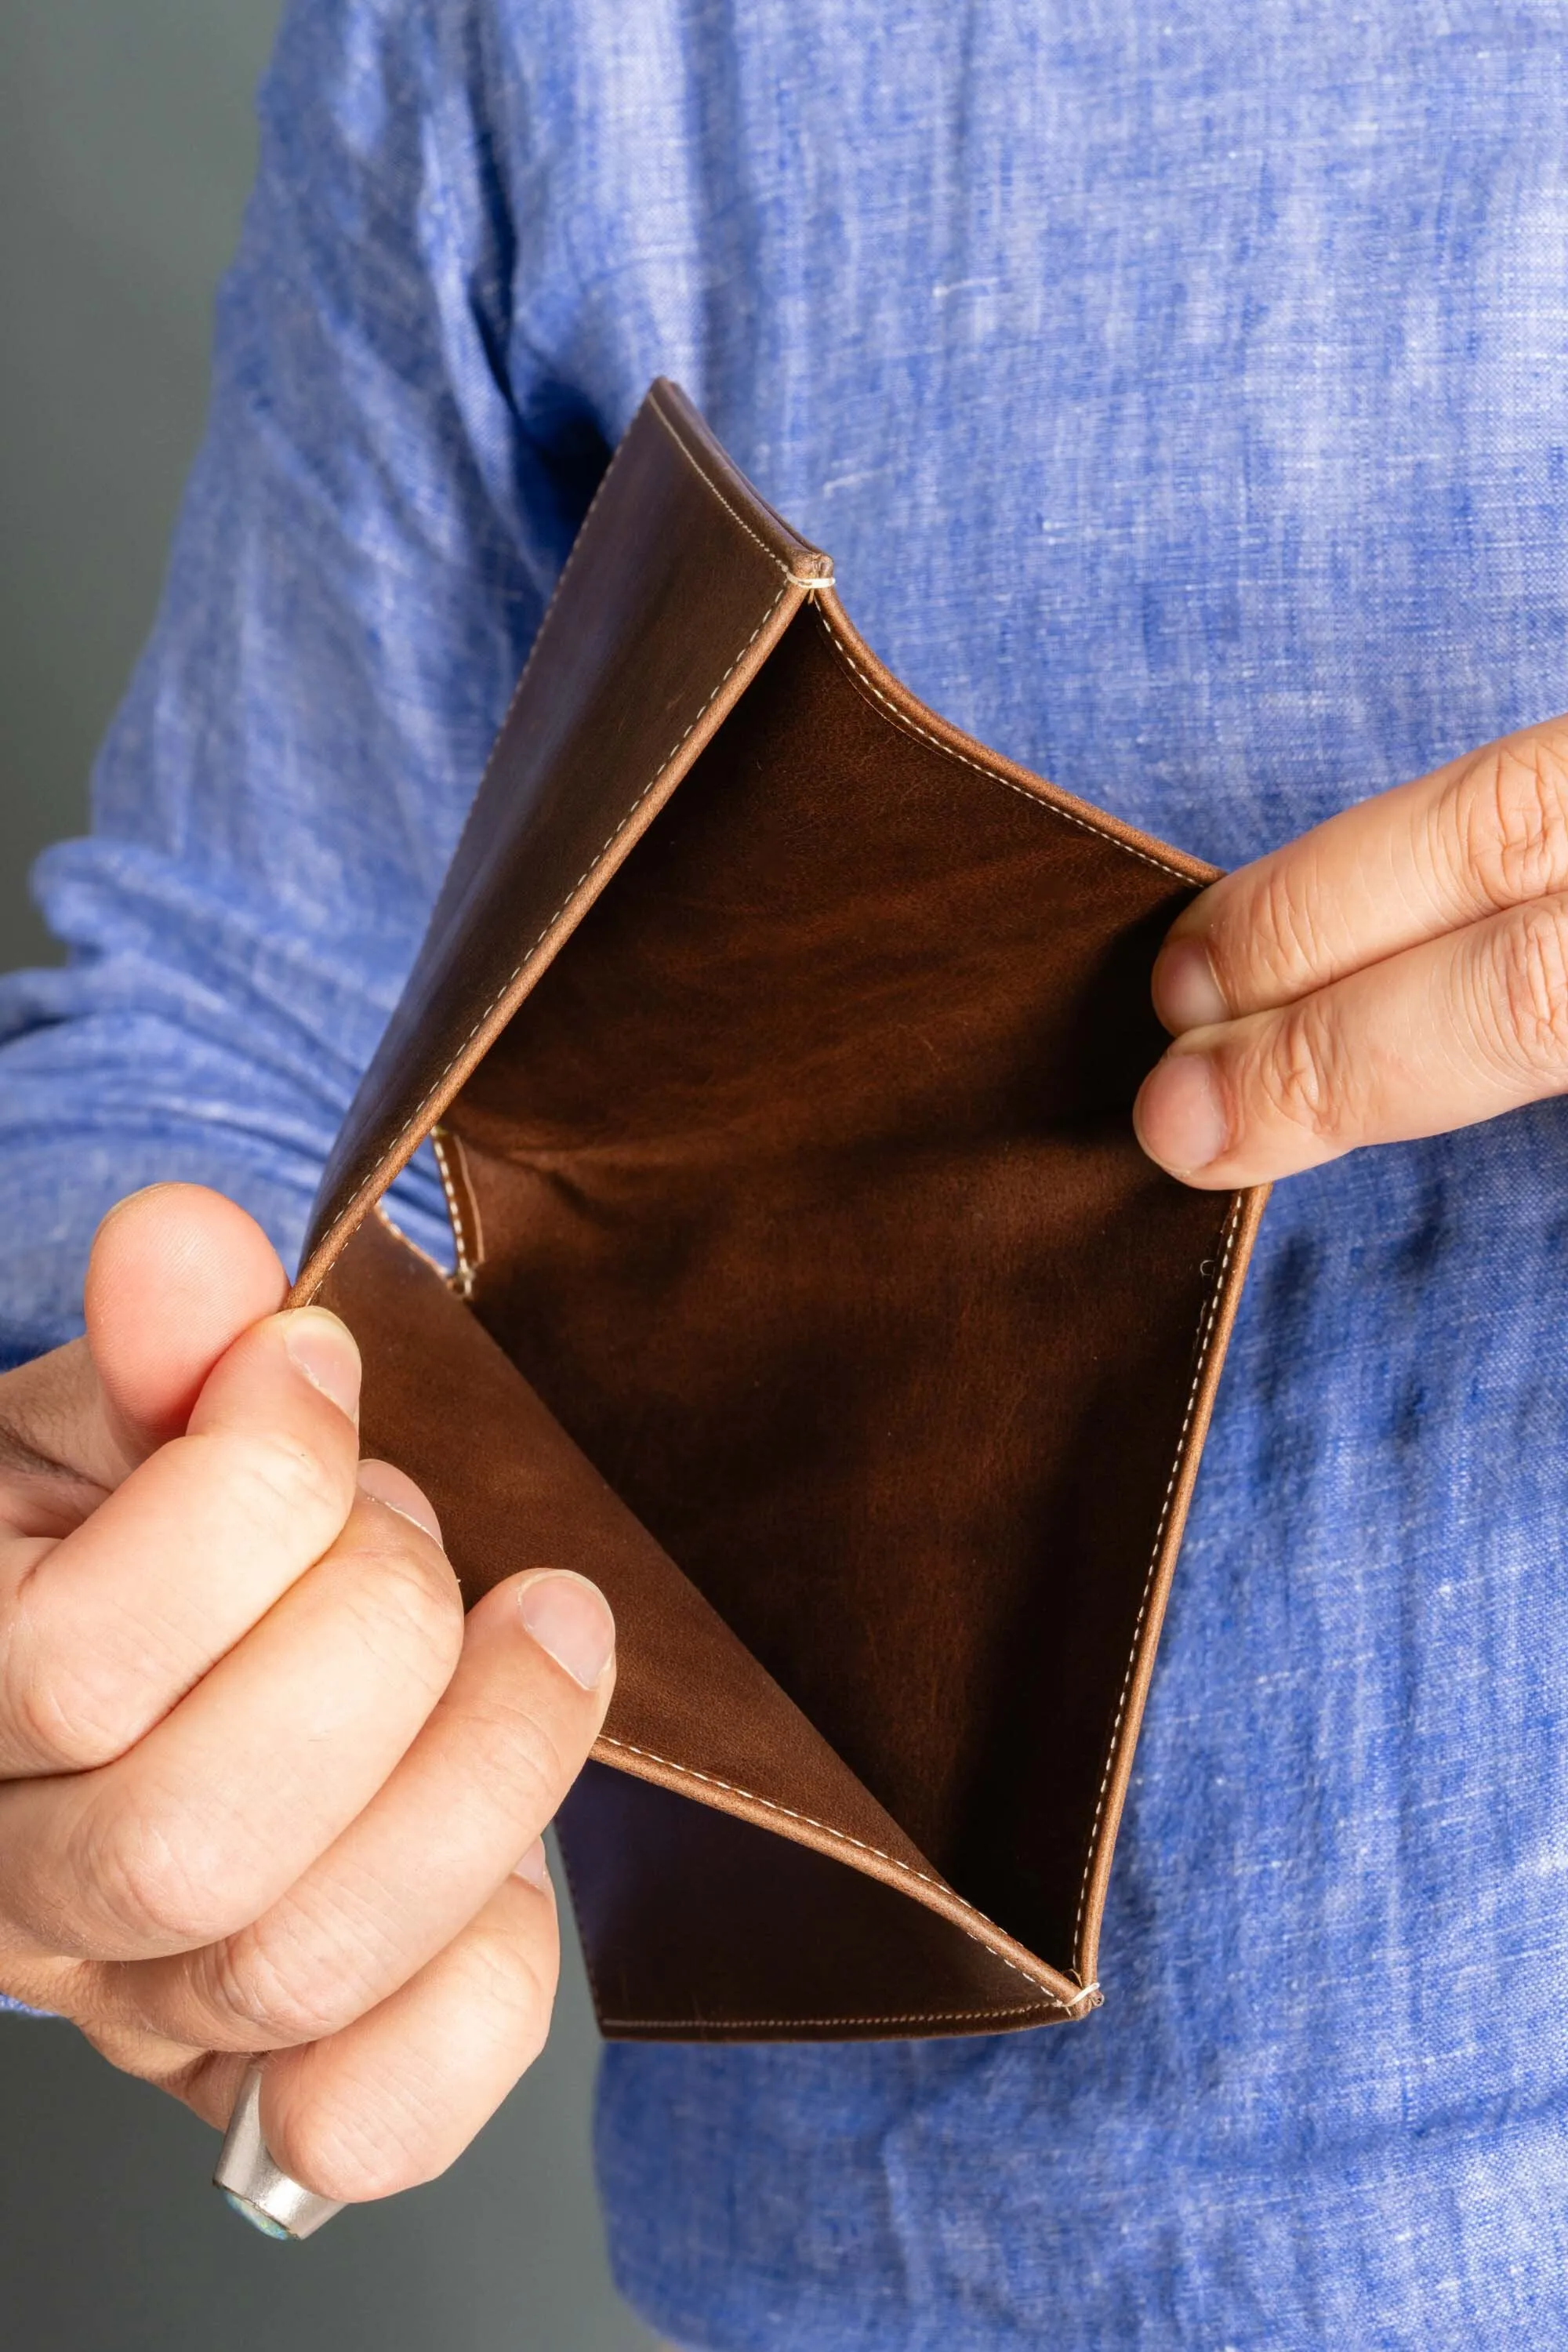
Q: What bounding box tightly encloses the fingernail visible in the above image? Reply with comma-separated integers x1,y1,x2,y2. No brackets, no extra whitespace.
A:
1152,935,1229,1033
1134,1051,1230,1174
283,1308,361,1421
513,1838,551,1890
356,1459,441,1543
517,1570,615,1690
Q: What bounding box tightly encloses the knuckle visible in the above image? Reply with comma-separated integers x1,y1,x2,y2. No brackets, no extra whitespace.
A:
75,1806,237,1951
452,1910,556,2044
520,1703,579,1799
1232,857,1336,1003
200,1425,353,1544
4,1576,178,1773
1450,731,1568,910
337,1541,463,1692
1483,902,1568,1073
206,1929,353,2048
2,1642,120,1773
473,1691,575,1811
273,1918,555,2201
1250,998,1347,1139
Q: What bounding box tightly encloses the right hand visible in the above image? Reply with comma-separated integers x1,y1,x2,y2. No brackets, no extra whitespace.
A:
0,1184,615,2207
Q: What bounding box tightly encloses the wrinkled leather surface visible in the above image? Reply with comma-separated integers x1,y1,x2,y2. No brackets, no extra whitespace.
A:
299,383,1265,2040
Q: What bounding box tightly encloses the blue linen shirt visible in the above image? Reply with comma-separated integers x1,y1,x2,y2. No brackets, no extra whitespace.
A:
6,1,1568,2343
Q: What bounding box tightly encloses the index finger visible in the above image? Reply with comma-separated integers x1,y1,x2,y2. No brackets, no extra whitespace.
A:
1152,716,1568,1032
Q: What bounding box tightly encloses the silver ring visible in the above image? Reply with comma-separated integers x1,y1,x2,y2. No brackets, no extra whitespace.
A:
212,2061,346,2241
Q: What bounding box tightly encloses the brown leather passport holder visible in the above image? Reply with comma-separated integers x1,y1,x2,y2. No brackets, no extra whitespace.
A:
293,382,1267,2042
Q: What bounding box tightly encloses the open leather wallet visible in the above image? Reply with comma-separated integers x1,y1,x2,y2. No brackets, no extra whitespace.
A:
292,381,1268,2042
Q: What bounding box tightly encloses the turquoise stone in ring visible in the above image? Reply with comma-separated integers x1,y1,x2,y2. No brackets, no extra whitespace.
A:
222,2188,295,2241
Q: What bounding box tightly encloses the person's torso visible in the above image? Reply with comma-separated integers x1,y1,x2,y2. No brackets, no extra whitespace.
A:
485,5,1568,2340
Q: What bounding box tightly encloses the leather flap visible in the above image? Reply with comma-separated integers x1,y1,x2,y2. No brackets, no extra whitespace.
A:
296,382,832,1300
322,1207,1087,2029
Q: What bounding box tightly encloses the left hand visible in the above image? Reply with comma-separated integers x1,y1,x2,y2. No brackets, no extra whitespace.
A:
1133,713,1568,1187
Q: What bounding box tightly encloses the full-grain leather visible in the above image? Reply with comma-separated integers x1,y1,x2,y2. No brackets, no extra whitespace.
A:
299,382,1267,2040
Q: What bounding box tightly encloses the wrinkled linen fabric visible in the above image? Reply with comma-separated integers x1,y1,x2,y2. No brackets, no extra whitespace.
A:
5,0,1568,2343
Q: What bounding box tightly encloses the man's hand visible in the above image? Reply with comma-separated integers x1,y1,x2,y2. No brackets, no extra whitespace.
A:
1134,716,1568,1186
0,1185,615,2205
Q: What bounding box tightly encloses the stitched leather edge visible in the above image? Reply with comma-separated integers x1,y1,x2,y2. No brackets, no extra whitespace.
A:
808,593,1266,1990
646,385,834,590
552,1798,1067,2038
811,601,1196,886
371,1199,448,1281
375,579,790,1173
596,1732,1085,2009
1069,1194,1243,1974
595,2006,1065,2033
430,1126,482,1299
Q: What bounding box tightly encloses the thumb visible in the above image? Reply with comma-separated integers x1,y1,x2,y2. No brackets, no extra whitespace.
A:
84,1184,289,1459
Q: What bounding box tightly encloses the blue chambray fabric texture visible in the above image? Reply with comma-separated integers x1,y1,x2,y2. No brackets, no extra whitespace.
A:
5,0,1568,2343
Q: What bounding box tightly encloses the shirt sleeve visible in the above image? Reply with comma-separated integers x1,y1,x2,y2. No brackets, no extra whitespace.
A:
0,0,602,1369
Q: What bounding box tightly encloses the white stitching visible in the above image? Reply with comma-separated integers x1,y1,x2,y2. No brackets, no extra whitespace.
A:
448,403,641,849
601,1737,946,1886
452,1128,486,1273
646,386,833,589
430,1127,477,1300
598,1731,1075,2005
370,1199,449,1283
812,606,1192,885
597,2002,1066,2031
1069,1194,1246,1975
323,577,795,1257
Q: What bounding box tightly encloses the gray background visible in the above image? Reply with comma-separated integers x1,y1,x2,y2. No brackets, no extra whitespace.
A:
0,5,655,2344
